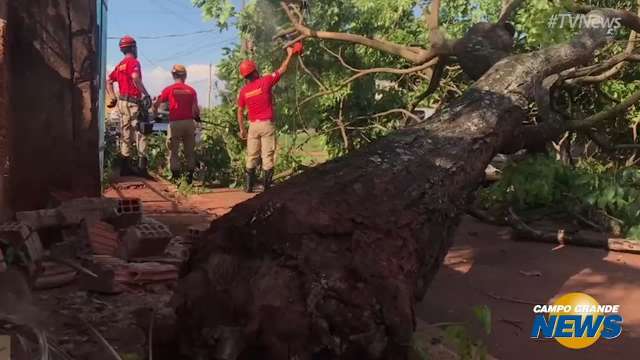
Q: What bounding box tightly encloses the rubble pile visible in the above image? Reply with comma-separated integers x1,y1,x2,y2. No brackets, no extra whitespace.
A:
0,196,208,293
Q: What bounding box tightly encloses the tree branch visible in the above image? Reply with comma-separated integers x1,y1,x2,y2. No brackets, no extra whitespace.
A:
498,0,525,24
569,87,640,129
279,1,448,64
584,129,640,152
301,59,438,105
354,108,422,124
297,56,328,90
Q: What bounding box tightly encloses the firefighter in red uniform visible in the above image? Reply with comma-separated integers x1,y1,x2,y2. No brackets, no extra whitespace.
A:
106,35,152,177
237,46,299,193
152,64,200,184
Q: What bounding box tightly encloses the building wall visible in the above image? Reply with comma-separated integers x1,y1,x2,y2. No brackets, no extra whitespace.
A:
0,0,10,220
4,0,100,212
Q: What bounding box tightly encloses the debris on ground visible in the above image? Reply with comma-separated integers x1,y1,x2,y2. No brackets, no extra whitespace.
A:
0,194,199,359
0,196,193,291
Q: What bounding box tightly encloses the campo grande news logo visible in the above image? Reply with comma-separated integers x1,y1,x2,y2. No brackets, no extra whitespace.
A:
530,292,623,349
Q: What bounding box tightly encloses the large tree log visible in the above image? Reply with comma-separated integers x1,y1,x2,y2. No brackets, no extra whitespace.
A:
172,9,637,360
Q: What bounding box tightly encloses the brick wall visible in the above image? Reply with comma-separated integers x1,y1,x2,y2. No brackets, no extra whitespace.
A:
4,0,100,212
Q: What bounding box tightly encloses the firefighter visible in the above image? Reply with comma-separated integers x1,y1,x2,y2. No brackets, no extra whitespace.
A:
106,35,152,177
151,64,201,184
237,47,297,193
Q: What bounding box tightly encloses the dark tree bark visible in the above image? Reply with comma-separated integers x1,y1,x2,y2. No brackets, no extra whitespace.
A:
172,8,640,360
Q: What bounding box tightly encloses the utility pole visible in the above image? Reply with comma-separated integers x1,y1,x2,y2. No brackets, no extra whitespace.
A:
208,62,212,109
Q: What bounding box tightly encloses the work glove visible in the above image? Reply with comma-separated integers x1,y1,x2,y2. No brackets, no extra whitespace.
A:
107,98,117,108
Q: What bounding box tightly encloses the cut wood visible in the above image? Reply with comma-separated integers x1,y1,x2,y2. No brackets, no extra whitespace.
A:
507,207,640,254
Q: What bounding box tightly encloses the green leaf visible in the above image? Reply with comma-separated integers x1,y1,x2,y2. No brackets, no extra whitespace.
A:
473,305,492,335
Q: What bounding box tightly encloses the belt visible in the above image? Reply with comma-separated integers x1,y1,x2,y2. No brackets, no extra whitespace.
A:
118,95,141,104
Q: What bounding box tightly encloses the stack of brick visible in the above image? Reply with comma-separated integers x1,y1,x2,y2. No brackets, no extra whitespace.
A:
1,196,198,293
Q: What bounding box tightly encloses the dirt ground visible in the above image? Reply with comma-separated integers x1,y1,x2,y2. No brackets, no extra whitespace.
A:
419,217,640,360
57,175,639,359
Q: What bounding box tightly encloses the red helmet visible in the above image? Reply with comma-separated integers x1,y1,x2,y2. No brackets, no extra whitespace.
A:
239,60,257,78
119,35,137,49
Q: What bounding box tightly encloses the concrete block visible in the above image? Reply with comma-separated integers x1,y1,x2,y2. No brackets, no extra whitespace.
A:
58,197,119,225
79,255,127,294
108,198,143,229
15,208,63,229
0,221,44,262
164,236,190,263
187,223,210,244
16,197,120,229
121,223,172,260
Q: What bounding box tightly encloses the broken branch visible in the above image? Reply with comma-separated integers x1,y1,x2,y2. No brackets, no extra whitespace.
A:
301,59,438,105
280,2,444,64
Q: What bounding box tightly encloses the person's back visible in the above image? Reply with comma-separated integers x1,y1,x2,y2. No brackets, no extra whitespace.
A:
236,47,297,193
238,72,281,122
152,65,200,183
161,82,198,121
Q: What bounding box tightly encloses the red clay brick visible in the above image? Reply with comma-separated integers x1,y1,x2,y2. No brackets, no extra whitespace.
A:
33,261,77,289
87,221,123,257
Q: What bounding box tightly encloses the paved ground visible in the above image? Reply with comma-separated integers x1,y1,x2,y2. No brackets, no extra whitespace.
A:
105,176,640,359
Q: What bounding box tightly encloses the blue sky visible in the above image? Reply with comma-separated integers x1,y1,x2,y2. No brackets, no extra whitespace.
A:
106,0,243,105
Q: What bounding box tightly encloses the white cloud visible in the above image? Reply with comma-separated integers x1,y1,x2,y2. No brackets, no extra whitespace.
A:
107,63,225,108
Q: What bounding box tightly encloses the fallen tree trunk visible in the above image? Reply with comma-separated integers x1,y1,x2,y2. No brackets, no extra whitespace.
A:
172,8,639,360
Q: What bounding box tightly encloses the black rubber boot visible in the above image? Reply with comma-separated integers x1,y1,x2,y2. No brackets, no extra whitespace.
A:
245,168,256,193
137,156,153,179
263,168,274,191
119,156,136,177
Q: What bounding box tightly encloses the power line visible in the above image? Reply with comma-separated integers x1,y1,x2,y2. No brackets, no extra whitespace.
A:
108,29,217,40
150,37,237,62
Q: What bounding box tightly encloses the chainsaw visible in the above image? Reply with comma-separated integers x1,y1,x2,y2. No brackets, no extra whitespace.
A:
135,96,155,135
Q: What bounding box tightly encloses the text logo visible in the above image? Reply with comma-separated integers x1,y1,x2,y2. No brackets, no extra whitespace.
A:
530,292,622,349
547,13,622,35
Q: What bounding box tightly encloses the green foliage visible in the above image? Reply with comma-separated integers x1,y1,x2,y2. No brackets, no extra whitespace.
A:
192,0,235,28
479,155,640,240
101,130,119,190
442,305,492,360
